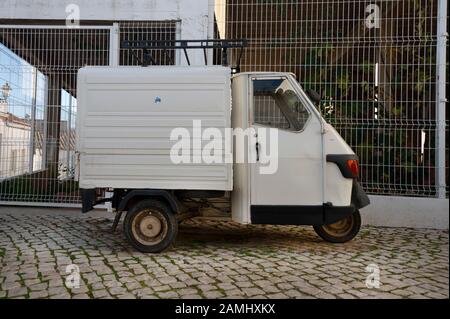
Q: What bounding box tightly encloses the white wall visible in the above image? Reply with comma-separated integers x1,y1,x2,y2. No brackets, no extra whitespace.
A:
0,0,210,65
0,117,32,179
214,0,226,38
362,195,449,230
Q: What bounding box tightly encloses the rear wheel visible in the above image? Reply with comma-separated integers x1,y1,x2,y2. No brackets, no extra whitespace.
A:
123,199,178,253
313,209,361,243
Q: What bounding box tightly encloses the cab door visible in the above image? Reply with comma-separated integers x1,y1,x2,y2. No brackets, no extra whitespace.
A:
249,76,324,225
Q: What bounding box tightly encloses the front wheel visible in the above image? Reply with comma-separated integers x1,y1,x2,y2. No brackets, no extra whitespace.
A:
313,210,361,243
123,199,178,253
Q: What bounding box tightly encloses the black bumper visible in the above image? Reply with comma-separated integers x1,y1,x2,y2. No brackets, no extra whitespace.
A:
251,181,370,226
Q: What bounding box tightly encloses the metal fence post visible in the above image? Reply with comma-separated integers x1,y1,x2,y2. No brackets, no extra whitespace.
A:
436,0,447,198
207,0,215,65
109,22,120,66
28,67,37,173
175,21,182,65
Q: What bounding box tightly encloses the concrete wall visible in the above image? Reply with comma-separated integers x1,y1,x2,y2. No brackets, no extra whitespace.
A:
0,0,210,65
361,195,449,230
214,0,226,38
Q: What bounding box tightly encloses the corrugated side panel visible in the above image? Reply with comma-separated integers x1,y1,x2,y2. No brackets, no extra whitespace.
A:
76,66,232,190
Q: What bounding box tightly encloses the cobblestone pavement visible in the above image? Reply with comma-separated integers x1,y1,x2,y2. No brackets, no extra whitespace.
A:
0,213,448,299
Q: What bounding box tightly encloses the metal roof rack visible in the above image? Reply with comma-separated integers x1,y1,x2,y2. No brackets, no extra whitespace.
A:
120,39,248,71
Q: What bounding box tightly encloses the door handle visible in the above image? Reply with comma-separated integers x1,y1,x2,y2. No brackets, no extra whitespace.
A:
255,142,260,162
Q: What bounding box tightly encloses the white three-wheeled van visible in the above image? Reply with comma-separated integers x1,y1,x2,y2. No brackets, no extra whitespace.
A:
75,40,369,252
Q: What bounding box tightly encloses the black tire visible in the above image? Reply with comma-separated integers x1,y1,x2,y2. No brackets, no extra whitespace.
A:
313,209,361,243
123,199,178,253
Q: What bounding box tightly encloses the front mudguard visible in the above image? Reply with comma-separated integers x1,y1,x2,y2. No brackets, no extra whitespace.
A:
351,180,370,209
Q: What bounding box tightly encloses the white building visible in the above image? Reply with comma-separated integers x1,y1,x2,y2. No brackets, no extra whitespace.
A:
0,100,43,179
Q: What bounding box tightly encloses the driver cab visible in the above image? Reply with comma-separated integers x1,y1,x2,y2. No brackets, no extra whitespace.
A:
231,72,368,231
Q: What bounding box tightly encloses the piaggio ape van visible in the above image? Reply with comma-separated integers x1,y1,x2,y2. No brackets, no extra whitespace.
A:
76,40,369,252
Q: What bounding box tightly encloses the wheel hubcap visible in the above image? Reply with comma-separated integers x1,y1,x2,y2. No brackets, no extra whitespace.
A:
139,215,162,238
322,215,354,237
131,210,168,246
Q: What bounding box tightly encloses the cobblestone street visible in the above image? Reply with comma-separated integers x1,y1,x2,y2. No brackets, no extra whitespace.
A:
0,211,448,299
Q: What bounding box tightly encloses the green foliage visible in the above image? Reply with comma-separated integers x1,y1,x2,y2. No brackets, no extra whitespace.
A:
336,73,350,97
0,175,43,196
299,3,436,195
0,175,79,201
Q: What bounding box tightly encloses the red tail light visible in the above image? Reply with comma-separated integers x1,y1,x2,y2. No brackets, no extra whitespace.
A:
346,159,359,177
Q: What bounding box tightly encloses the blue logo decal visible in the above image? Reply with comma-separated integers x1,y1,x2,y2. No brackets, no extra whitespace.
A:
154,96,161,104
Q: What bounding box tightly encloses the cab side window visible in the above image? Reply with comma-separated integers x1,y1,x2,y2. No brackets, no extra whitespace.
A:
252,78,310,131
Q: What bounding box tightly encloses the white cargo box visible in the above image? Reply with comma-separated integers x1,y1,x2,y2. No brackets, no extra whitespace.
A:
76,66,232,191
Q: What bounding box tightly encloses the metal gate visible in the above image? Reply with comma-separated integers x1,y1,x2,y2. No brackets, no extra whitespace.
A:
0,1,447,206
0,21,177,206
